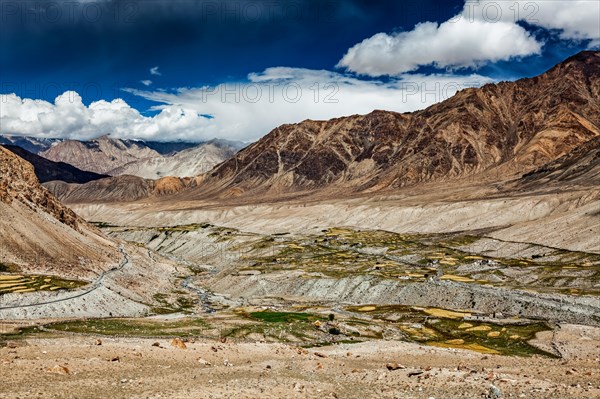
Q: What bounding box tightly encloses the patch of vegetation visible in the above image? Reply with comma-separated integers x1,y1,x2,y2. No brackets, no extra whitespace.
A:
216,310,333,344
46,317,210,337
0,325,49,347
0,263,20,273
248,311,319,323
235,227,600,295
343,304,555,357
90,221,117,228
150,292,196,315
426,318,554,357
156,224,205,232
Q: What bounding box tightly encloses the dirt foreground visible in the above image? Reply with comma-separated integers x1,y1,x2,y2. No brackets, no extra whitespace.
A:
1,324,599,399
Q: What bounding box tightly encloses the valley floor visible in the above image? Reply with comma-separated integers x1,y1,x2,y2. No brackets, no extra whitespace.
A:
1,323,599,399
2,186,599,398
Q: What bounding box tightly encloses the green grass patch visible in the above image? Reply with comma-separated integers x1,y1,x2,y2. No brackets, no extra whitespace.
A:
90,221,118,228
46,317,209,337
248,311,320,323
0,263,20,273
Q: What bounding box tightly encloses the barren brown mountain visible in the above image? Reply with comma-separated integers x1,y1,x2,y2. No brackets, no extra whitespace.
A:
41,135,161,174
3,145,108,184
0,146,119,277
516,135,600,188
45,175,199,203
188,51,599,199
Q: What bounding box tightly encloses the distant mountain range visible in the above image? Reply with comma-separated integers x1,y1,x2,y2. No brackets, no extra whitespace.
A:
0,134,246,180
108,140,240,179
40,135,245,178
0,135,63,154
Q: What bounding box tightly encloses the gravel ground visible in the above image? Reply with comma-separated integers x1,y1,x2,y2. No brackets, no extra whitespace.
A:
1,324,598,399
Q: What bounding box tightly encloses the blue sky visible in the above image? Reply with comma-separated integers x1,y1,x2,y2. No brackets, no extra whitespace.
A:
0,0,598,142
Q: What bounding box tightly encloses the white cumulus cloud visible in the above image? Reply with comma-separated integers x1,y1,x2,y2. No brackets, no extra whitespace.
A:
1,70,493,142
0,91,214,142
338,0,599,76
141,80,153,86
150,66,162,76
122,67,493,141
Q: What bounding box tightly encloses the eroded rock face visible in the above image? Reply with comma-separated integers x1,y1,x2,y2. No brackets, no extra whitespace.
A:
517,135,600,188
203,51,600,196
0,145,122,277
0,146,80,230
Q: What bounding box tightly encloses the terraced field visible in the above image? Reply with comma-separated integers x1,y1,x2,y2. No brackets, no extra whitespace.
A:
0,274,87,295
344,305,552,357
232,227,600,295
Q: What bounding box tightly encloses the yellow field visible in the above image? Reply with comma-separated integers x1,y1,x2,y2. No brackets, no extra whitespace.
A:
423,308,471,319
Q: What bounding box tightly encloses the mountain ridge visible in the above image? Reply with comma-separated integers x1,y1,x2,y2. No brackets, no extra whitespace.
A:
182,51,599,199
3,145,109,184
0,145,119,275
37,135,244,178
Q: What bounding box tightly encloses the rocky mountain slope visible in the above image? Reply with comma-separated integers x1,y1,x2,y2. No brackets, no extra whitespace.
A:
109,140,239,179
0,145,119,276
39,135,242,178
3,145,108,184
40,135,161,174
192,51,599,198
46,175,199,203
517,135,600,188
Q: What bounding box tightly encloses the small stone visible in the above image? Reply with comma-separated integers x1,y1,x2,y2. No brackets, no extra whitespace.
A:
386,363,406,371
293,382,304,392
120,379,128,384
489,384,503,398
95,339,102,346
314,352,328,358
47,365,70,375
151,342,160,347
171,338,187,349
